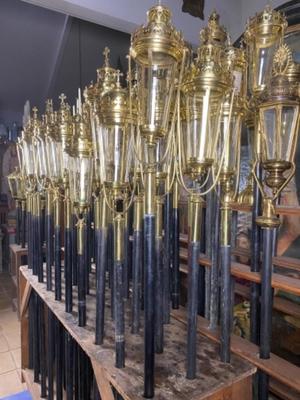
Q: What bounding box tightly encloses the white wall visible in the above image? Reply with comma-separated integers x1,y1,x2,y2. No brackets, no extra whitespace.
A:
22,0,242,46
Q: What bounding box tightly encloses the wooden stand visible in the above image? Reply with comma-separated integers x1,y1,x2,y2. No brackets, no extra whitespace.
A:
19,266,255,400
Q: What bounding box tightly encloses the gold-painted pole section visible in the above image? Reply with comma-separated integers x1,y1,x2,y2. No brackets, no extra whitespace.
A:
21,199,26,248
36,192,43,283
172,179,180,308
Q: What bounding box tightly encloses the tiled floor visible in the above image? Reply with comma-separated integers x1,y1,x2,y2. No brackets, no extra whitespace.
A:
0,272,26,398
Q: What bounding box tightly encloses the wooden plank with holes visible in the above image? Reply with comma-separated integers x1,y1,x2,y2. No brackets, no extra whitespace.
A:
20,266,255,400
171,308,300,394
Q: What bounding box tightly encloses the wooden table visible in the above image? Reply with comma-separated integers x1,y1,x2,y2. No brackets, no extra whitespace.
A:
19,266,256,400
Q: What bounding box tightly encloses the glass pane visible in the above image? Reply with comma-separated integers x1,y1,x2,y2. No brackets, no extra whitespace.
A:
262,108,276,160
280,106,297,162
138,60,176,135
22,140,35,176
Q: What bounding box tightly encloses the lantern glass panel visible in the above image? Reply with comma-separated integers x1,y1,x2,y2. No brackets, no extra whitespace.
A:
261,105,299,163
248,40,279,95
46,137,64,182
216,113,242,173
99,125,131,185
137,57,177,136
36,137,48,178
8,175,18,198
69,156,93,207
22,139,35,176
184,90,223,166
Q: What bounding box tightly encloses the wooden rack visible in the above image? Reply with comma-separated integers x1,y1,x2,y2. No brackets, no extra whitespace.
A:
19,265,256,400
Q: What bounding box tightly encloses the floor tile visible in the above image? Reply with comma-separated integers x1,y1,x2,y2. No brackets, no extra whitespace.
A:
3,330,20,350
0,370,24,397
11,348,21,369
0,351,15,374
0,334,9,353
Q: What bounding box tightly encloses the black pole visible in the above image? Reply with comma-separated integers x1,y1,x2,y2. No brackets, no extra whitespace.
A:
123,212,130,299
32,291,40,383
251,164,262,345
21,200,26,249
65,227,73,312
171,182,180,309
163,191,171,324
78,215,87,327
65,331,74,400
54,197,62,301
38,298,47,398
95,197,108,345
114,214,125,368
155,198,164,354
55,318,63,400
186,196,202,379
47,308,55,400
37,195,44,283
209,190,220,329
27,197,32,270
16,201,20,245
143,213,155,398
46,191,53,291
259,227,274,400
220,205,232,363
72,213,78,286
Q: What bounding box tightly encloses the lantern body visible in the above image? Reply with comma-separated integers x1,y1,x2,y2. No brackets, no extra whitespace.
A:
244,6,286,96
7,173,18,199
46,136,64,184
69,155,93,208
183,89,224,174
34,135,48,179
99,125,131,186
22,136,35,177
137,60,177,139
260,102,299,163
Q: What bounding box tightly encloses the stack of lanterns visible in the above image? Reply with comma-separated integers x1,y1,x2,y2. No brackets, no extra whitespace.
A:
9,4,300,399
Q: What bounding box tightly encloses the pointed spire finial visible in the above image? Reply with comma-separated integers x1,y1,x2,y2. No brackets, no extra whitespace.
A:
103,47,110,68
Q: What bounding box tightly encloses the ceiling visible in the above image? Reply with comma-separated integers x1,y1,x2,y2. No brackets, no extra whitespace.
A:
0,0,287,129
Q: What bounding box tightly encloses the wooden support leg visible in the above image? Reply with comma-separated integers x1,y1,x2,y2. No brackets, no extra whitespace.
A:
91,359,114,400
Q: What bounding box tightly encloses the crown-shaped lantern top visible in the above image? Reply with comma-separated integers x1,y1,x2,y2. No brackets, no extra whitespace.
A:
131,4,185,66
245,5,287,44
200,10,227,46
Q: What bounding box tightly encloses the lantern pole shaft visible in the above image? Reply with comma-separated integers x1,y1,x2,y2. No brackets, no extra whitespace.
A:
54,195,62,301
186,195,202,379
143,166,156,398
259,226,274,399
32,194,37,275
47,307,55,400
46,191,53,291
21,199,26,249
36,193,44,283
64,187,73,313
95,195,108,344
220,203,232,363
78,215,87,326
114,213,125,368
155,195,164,353
163,189,171,323
16,200,20,245
250,162,262,344
171,180,180,309
131,194,143,334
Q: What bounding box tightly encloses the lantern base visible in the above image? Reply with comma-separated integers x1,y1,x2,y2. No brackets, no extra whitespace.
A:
256,198,280,228
262,160,292,190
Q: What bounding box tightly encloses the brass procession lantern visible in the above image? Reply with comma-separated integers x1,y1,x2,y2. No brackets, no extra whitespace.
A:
253,45,300,388
178,11,233,378
130,5,185,397
69,98,94,327
98,71,133,368
243,8,287,378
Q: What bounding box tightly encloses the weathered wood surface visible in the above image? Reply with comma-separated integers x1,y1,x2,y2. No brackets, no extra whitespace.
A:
171,308,300,394
20,266,255,400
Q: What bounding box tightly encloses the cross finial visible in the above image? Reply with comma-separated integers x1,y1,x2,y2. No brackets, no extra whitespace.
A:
59,93,67,105
32,107,38,119
103,47,110,67
115,69,123,87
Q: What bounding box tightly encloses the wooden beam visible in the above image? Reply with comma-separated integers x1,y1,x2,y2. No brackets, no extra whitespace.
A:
91,359,115,400
20,280,32,318
171,308,300,394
